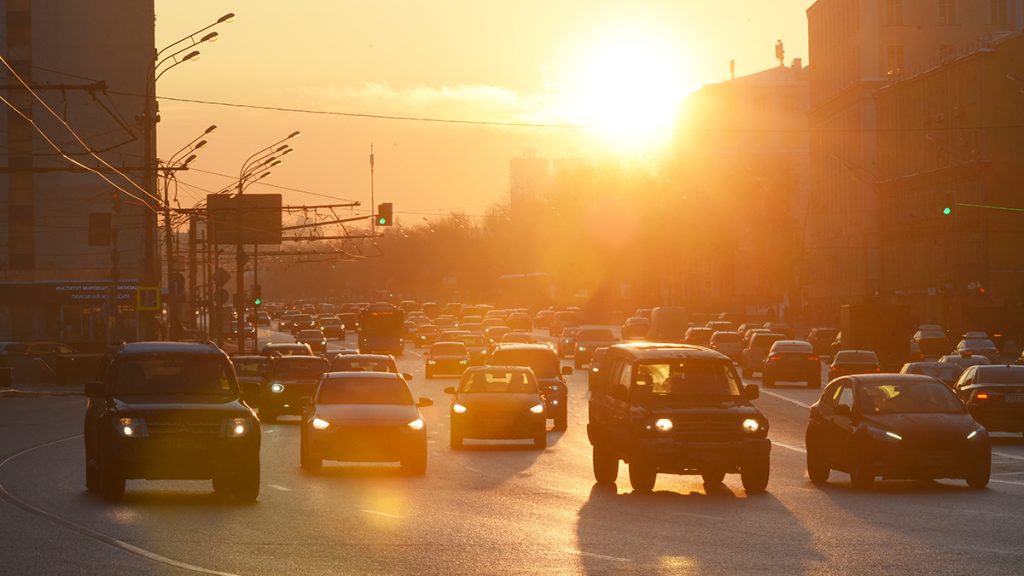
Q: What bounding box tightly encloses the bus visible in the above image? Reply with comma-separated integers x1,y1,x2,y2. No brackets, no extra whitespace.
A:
358,303,405,355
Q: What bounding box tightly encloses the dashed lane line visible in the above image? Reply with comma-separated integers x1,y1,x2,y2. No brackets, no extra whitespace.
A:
0,435,239,576
759,389,813,410
566,549,632,563
362,509,403,520
772,440,807,454
268,484,291,492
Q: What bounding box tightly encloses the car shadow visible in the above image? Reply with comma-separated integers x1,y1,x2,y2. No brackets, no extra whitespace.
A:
307,463,415,479
83,486,257,508
576,482,822,574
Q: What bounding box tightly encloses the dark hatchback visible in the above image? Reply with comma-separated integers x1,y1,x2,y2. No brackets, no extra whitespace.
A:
829,350,881,379
573,327,617,369
301,372,431,475
425,341,470,378
446,366,548,449
489,344,573,431
588,343,770,494
259,355,329,421
806,374,990,489
953,365,1024,434
84,342,260,501
763,340,821,388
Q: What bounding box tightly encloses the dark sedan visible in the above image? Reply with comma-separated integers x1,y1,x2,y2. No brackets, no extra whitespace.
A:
260,355,329,422
425,342,470,378
295,329,328,355
489,344,572,431
953,365,1024,434
899,362,963,387
445,366,548,449
763,340,821,388
806,374,990,489
573,327,617,369
829,350,881,379
300,372,431,475
955,339,1000,363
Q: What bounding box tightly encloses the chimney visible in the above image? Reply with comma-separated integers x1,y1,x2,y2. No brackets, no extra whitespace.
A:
792,58,803,70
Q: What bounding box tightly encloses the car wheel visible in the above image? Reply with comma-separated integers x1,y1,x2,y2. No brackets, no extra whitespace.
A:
98,458,125,500
628,457,657,493
741,452,770,494
849,448,875,490
232,457,260,502
450,428,463,450
806,442,830,485
593,443,619,484
554,407,568,432
534,431,548,450
966,456,991,490
212,474,231,495
401,450,428,476
701,469,726,485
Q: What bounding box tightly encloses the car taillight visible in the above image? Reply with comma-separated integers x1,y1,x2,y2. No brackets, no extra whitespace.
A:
975,391,990,401
808,355,819,361
768,354,780,361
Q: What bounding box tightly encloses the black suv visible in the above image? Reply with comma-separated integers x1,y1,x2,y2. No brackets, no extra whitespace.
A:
489,343,573,431
587,343,770,494
83,342,261,501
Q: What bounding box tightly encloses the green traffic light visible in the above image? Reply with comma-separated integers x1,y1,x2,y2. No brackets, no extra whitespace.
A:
377,217,387,225
943,207,952,215
254,298,262,306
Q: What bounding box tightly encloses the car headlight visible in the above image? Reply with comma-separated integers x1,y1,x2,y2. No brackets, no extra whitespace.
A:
116,417,148,437
742,418,762,433
311,417,330,430
529,403,545,414
577,346,588,352
270,382,285,393
452,403,468,414
459,359,468,364
406,418,425,431
427,359,437,365
226,417,251,437
655,418,673,432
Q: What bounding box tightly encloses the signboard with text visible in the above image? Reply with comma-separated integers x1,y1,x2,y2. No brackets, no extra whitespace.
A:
207,194,283,245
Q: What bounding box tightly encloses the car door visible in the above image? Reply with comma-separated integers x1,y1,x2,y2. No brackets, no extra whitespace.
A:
825,382,856,471
602,359,633,453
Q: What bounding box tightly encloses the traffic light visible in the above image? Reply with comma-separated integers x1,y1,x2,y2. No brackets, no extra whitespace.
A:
376,202,393,226
253,285,262,307
941,192,955,216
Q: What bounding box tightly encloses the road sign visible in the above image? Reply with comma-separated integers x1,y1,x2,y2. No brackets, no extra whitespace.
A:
213,267,231,287
137,286,161,311
207,194,283,245
215,288,230,305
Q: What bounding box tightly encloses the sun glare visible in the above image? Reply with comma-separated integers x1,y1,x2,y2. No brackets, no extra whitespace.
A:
566,32,691,152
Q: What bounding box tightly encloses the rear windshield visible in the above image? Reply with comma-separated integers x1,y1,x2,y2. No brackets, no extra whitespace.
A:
856,380,963,414
273,358,328,379
772,342,813,353
903,363,962,381
317,377,413,405
836,351,878,363
635,361,742,398
960,339,996,349
431,343,467,355
917,331,946,340
750,334,784,347
114,355,237,397
976,368,1024,384
293,315,313,322
459,370,537,394
234,358,268,377
710,333,741,343
490,349,560,378
330,358,394,373
578,329,615,340
458,335,485,347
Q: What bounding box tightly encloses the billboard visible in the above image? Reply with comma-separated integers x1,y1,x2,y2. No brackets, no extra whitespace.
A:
207,194,283,245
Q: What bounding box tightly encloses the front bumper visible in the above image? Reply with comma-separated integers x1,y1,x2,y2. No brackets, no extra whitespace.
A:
308,425,425,462
635,436,771,474
869,441,989,480
452,410,545,439
109,434,259,480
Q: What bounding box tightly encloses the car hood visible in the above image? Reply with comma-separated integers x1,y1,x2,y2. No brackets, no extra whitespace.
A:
646,402,761,418
313,403,420,425
576,340,615,347
455,393,542,411
113,397,252,415
860,413,978,442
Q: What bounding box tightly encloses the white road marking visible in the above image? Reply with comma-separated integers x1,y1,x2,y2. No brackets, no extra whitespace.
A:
772,440,807,454
567,549,631,563
362,509,403,519
992,451,1024,462
0,435,240,576
991,470,1024,477
760,389,812,409
269,484,291,492
989,478,1024,487
263,428,276,434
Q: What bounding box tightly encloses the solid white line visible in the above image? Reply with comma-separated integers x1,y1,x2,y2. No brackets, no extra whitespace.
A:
772,440,807,454
567,549,631,563
760,389,812,409
989,478,1024,487
992,451,1024,462
0,435,239,576
362,509,403,519
268,484,291,492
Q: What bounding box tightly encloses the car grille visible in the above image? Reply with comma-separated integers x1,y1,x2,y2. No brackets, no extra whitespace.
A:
147,418,222,437
668,416,744,438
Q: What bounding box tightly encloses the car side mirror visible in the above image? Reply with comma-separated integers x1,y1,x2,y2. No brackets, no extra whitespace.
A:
84,380,105,397
417,397,433,408
610,384,628,402
743,384,760,401
834,404,851,417
561,366,573,375
443,386,456,395
403,372,414,381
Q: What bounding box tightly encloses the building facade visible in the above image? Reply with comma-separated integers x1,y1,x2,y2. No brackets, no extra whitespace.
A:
0,0,156,346
805,0,1023,322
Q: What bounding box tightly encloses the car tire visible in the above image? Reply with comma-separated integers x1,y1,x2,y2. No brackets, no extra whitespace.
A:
806,442,830,485
450,429,463,450
212,474,231,495
534,432,547,450
628,457,657,493
554,407,568,432
701,469,726,486
98,457,125,500
849,448,875,490
300,443,322,474
966,457,990,490
232,457,260,502
741,452,770,494
593,444,619,484
401,450,427,476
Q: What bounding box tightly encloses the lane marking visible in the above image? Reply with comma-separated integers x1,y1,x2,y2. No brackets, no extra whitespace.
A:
772,440,807,454
760,389,812,409
992,451,1024,462
991,470,1024,477
268,484,291,492
0,435,239,576
989,478,1024,487
566,549,631,563
362,509,403,519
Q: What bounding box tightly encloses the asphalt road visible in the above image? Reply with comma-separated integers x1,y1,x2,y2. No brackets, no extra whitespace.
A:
2,328,1024,575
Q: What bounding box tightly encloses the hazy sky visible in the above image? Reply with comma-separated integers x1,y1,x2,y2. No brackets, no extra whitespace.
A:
155,1,812,223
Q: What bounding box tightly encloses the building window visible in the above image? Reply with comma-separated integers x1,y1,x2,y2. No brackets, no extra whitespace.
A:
991,0,1009,25
886,45,905,76
938,0,956,25
885,0,904,25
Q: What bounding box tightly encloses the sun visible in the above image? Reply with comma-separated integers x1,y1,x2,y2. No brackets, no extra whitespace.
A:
565,32,692,152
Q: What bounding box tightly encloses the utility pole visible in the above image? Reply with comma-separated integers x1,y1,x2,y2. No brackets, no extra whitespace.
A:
370,143,376,237
188,215,198,332
235,184,246,353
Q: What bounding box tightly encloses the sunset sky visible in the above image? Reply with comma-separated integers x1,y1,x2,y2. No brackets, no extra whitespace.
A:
155,1,811,223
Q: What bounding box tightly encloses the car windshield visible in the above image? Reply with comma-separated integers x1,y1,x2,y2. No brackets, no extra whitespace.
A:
234,359,267,377
903,364,962,381
317,377,413,405
459,370,537,394
856,380,963,414
431,343,467,355
635,361,742,398
114,355,237,397
458,336,485,347
578,329,614,340
772,342,813,353
274,358,328,379
960,339,995,349
836,351,878,363
711,333,741,343
330,358,393,372
751,334,783,347
975,368,1024,384
491,349,560,378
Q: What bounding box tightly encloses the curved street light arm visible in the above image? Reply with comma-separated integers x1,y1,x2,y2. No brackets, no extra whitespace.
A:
156,13,234,59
